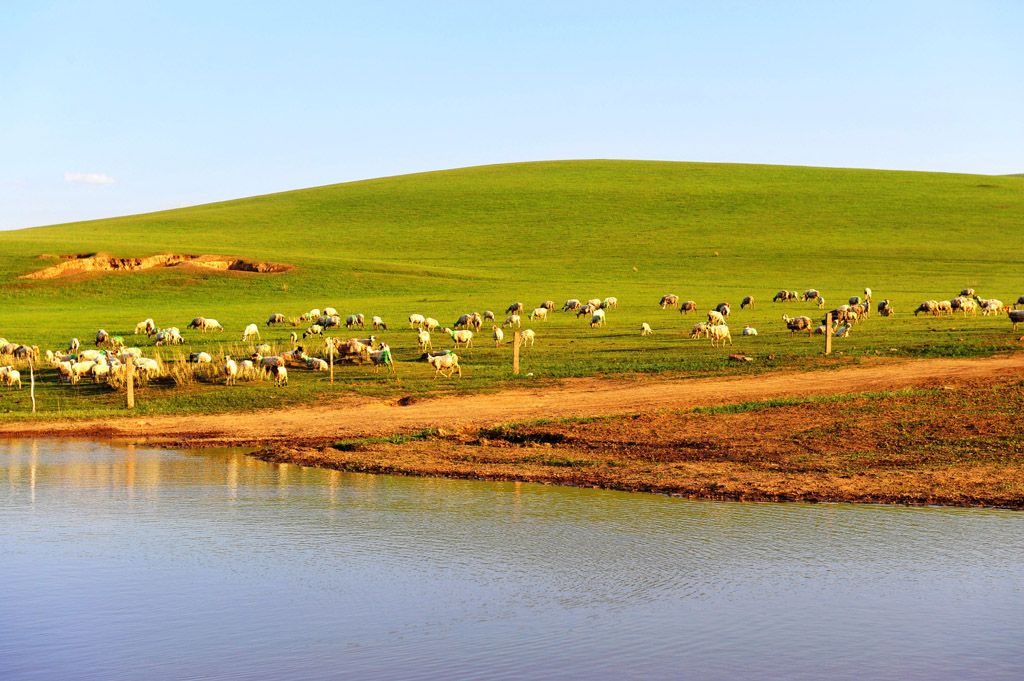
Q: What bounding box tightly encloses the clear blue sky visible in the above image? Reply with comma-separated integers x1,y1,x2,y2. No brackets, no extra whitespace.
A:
2,1,1021,230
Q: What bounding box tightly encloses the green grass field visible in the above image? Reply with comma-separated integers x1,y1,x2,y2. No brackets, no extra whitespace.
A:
0,160,1021,419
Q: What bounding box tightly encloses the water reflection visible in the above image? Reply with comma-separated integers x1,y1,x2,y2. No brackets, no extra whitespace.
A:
1,439,1022,681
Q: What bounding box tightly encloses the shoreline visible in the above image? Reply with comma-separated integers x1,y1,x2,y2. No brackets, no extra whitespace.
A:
3,354,1023,510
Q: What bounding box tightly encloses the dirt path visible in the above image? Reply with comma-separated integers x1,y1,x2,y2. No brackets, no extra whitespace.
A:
3,354,1022,447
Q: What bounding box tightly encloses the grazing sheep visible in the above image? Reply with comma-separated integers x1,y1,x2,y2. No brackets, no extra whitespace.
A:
801,289,821,302
849,296,862,306
189,352,212,364
134,318,157,336
443,328,474,348
368,344,394,373
562,299,582,312
134,358,160,380
813,325,828,335
224,356,238,385
242,324,261,341
817,297,826,309
271,365,288,386
79,349,102,362
863,287,873,303
877,299,893,315
529,308,548,321
1,367,21,390
417,330,432,351
305,309,322,322
835,325,852,338
324,307,338,317
715,302,731,317
503,314,522,328
521,329,536,346
186,317,205,330
253,343,272,356
492,326,504,347
96,329,109,346
427,351,461,378
13,345,40,361
590,309,606,328
484,311,495,321
708,325,732,348
154,328,184,346
782,314,814,337
346,314,365,329
372,316,387,330
317,315,342,329
914,301,939,316
576,304,599,318
707,310,726,325
1008,310,1024,331
542,301,556,311
960,288,975,298
506,302,524,315
936,300,953,315
454,313,475,330
1015,296,1024,310
741,296,754,309
289,332,298,344
640,322,653,336
689,322,710,339
409,314,426,329
679,300,698,315
602,297,618,309
423,317,440,332
306,357,329,371
979,299,1006,316
200,318,223,333
267,313,286,326
659,294,680,309
774,290,797,302
742,326,757,336
303,324,324,338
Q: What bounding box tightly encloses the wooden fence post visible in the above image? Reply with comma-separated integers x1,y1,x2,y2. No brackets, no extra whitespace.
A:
825,313,833,355
29,359,36,413
126,359,135,409
512,331,521,375
329,343,334,384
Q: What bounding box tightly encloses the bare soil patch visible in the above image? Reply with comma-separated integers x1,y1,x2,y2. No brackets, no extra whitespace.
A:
20,252,291,279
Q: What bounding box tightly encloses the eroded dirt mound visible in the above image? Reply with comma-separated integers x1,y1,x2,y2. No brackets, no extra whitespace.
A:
20,253,291,279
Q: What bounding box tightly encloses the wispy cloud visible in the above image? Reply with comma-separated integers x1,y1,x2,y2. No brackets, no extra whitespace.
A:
64,172,116,184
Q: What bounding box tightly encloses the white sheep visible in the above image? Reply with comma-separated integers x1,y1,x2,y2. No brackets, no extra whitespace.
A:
306,357,329,371
224,356,238,385
189,352,212,364
492,326,504,347
201,318,223,333
272,365,288,386
640,322,653,336
521,329,536,346
587,298,602,308
835,325,852,337
368,344,394,374
324,307,338,317
346,314,365,329
660,294,679,309
590,309,606,328
503,314,522,328
417,330,432,351
427,351,461,378
529,308,548,321
708,325,732,347
303,325,324,338
95,329,109,346
1,367,21,390
444,328,474,348
603,296,618,309
372,316,387,330
707,310,726,326
742,326,757,336
267,313,285,326
562,299,582,312
67,337,80,354
424,317,440,332
242,324,261,342
409,314,425,329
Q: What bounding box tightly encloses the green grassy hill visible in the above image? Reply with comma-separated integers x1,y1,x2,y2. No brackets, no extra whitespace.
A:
1,160,1022,418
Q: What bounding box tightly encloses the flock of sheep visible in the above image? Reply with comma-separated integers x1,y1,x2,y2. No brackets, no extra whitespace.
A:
2,288,1023,394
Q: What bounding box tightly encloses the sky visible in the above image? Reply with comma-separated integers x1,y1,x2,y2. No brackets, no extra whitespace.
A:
1,1,1022,230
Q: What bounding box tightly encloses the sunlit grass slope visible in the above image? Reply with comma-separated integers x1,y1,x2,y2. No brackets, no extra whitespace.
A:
0,160,1021,418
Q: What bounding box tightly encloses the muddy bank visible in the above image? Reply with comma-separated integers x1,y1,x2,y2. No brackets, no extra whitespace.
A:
251,378,1024,509
20,252,291,279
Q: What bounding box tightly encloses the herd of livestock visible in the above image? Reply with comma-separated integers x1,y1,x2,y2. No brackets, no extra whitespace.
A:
2,289,1024,392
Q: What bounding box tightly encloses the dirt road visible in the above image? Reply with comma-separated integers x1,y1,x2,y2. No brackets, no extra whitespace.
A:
2,354,1021,447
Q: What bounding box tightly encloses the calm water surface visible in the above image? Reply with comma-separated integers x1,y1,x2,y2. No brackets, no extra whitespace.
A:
1,439,1021,680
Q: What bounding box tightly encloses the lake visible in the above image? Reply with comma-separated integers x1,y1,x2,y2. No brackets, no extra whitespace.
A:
1,439,1021,680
